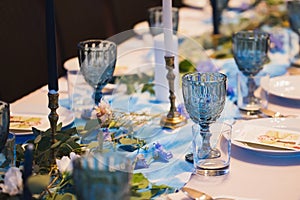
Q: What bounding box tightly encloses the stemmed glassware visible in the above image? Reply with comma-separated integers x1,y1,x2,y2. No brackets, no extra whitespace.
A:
182,72,227,159
210,0,229,35
232,30,270,111
77,39,117,117
287,0,300,67
147,6,179,36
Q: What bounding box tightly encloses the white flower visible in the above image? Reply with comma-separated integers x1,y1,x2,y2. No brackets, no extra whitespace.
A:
0,167,23,196
56,152,80,174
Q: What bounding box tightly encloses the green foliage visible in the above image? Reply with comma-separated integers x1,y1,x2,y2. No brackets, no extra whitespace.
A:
45,193,76,200
115,72,154,95
16,123,82,174
179,59,195,73
130,173,172,200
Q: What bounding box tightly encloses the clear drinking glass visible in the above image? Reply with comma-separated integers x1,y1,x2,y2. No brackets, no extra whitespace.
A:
77,40,117,114
192,122,231,176
182,72,227,175
147,6,179,36
232,30,270,111
287,0,300,67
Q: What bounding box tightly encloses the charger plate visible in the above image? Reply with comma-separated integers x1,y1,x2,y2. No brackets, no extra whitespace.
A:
10,107,74,134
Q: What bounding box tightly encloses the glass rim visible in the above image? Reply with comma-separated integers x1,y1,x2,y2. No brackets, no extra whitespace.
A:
233,30,270,40
182,72,227,83
77,39,117,51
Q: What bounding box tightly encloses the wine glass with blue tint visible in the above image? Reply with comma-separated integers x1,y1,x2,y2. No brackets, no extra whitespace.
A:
287,1,300,67
77,40,117,117
182,72,227,159
232,30,270,111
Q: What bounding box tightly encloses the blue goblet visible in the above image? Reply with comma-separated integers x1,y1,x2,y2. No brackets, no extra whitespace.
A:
182,72,227,160
77,40,117,106
232,30,270,111
287,1,300,67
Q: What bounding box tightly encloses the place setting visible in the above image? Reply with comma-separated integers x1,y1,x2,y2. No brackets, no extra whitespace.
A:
228,29,300,158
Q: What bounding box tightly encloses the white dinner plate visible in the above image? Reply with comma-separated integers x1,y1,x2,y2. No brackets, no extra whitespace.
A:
182,0,207,8
10,107,74,134
261,75,300,100
232,118,300,157
63,57,143,77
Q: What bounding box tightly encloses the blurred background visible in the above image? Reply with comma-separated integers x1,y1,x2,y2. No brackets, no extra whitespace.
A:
0,0,183,103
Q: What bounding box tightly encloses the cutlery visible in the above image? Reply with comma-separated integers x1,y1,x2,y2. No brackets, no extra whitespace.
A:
259,108,297,118
182,187,234,200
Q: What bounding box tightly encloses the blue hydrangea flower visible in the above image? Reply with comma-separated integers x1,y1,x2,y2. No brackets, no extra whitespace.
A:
152,142,173,162
177,103,190,119
270,33,285,54
134,154,149,169
102,128,112,142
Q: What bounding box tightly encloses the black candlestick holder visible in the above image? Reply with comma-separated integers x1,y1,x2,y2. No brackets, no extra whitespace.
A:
48,92,59,164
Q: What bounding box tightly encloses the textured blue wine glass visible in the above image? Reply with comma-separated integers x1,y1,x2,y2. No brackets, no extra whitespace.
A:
232,31,269,111
182,72,227,158
78,40,117,105
232,31,270,77
287,1,300,67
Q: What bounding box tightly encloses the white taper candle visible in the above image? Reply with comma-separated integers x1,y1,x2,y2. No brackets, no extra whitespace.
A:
163,0,173,56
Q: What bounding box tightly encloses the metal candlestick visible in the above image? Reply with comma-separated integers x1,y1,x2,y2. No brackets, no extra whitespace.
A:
48,92,59,163
160,56,187,129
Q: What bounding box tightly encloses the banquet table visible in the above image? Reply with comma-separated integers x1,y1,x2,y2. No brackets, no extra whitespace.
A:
10,4,300,200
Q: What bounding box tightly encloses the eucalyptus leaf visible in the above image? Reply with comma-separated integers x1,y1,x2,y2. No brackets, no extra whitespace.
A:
56,122,63,131
37,136,52,152
130,190,152,200
26,174,51,194
119,138,138,145
51,141,62,149
141,83,155,95
131,173,149,189
34,134,42,144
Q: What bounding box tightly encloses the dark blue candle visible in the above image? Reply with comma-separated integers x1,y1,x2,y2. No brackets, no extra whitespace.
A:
210,0,219,35
23,144,33,199
46,0,58,92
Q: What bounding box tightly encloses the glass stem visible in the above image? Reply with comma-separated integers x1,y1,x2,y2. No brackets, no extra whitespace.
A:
247,75,256,103
94,85,103,105
199,124,213,158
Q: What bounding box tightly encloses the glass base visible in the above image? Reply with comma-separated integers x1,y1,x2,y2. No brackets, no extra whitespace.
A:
194,162,229,176
238,103,261,112
290,55,300,68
